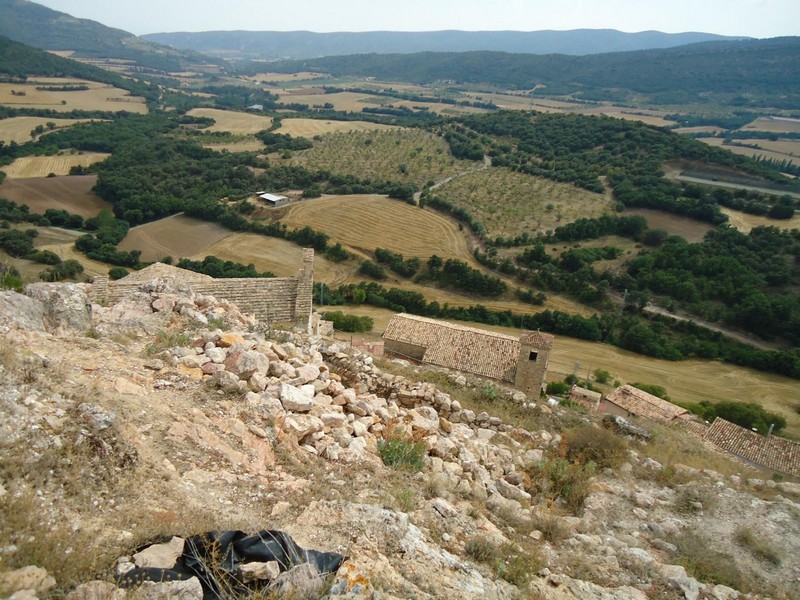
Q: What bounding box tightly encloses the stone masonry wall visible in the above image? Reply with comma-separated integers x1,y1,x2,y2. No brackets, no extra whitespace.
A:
95,249,315,327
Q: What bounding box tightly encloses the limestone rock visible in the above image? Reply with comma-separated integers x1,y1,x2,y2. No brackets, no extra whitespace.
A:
0,291,45,332
279,384,315,412
127,577,203,599
66,581,126,600
24,283,92,335
284,415,325,439
0,566,56,597
132,536,184,569
239,561,280,581
224,350,269,380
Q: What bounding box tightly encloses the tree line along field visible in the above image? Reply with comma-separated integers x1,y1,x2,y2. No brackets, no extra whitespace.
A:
0,116,99,144
287,129,477,188
433,168,614,240
0,79,147,113
2,152,110,178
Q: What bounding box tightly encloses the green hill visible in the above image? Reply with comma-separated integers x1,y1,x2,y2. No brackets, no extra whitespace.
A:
266,37,800,107
0,0,226,73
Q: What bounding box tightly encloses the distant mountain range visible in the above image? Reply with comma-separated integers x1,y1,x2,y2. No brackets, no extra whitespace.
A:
142,29,748,60
0,0,225,73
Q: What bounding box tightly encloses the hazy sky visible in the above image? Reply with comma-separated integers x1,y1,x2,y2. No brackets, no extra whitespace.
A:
35,0,799,38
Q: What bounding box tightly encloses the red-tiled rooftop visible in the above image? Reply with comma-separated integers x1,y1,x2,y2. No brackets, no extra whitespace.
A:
604,384,688,422
703,418,800,477
383,314,523,382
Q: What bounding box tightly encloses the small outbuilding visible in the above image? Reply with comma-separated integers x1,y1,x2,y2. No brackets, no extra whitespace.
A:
568,385,601,411
599,384,688,423
256,192,289,207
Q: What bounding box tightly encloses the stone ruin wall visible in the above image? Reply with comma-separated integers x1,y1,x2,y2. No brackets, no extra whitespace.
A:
93,249,314,328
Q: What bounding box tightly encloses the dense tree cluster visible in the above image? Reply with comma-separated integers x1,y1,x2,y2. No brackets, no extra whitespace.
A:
176,256,275,278
374,248,421,278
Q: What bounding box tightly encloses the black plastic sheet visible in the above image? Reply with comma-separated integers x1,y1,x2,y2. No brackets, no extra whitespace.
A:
120,529,345,599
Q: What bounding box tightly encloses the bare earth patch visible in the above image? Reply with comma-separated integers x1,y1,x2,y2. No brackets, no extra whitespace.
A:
0,175,112,218
623,208,714,243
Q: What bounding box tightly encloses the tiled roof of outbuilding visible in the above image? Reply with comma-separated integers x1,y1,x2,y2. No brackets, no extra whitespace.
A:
604,384,688,422
704,418,800,477
383,314,520,382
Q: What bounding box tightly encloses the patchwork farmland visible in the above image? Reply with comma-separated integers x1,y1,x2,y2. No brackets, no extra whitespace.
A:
186,108,273,135
0,79,147,113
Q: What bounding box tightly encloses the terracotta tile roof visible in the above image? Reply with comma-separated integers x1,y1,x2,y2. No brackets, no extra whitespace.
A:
383,314,520,382
519,330,555,350
604,385,688,422
682,420,710,439
703,418,800,477
116,263,213,284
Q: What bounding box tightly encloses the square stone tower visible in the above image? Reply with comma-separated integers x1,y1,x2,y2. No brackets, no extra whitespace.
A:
514,330,555,397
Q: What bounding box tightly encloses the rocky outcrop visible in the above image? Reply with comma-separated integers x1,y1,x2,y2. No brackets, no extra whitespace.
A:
24,282,92,335
1,281,798,600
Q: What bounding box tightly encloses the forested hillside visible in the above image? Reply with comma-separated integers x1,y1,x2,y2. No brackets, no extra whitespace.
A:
268,37,800,106
0,0,225,72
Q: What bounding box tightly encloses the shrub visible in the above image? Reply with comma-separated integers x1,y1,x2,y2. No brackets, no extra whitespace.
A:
530,456,595,514
593,369,611,384
322,311,374,333
671,531,749,591
734,527,782,566
546,382,570,396
563,425,628,468
358,260,386,280
108,267,129,280
377,436,425,472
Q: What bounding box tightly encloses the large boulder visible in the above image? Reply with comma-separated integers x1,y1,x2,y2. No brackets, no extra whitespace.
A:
0,291,45,332
24,283,91,335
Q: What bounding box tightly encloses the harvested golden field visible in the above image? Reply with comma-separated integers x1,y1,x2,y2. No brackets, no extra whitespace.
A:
276,118,398,137
434,167,612,239
674,126,726,135
186,108,272,135
0,175,111,218
624,208,714,243
193,233,353,283
276,91,383,112
117,214,233,262
699,137,795,165
288,129,475,187
0,79,147,113
741,116,800,134
2,152,110,178
281,194,474,261
0,117,97,144
336,305,800,437
720,207,800,233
